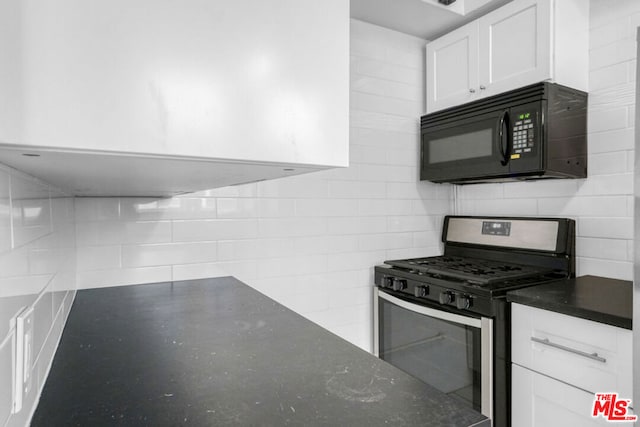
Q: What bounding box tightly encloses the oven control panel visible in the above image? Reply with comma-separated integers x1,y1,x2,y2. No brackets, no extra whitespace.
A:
374,267,494,317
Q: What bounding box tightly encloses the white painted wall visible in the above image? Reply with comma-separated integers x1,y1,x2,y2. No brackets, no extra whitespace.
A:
73,20,447,352
455,0,639,280
0,166,76,427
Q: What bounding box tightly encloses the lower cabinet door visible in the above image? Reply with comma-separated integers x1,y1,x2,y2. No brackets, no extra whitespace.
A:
512,364,609,427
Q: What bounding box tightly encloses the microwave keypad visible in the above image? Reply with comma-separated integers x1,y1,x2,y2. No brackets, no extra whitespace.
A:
512,119,534,155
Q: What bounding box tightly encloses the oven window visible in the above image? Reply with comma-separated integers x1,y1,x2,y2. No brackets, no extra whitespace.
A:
428,128,493,164
378,297,482,412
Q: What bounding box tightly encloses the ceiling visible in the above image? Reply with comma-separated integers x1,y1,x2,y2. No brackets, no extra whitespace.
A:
350,0,511,40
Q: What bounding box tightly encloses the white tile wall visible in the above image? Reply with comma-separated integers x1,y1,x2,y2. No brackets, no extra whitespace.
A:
74,20,446,352
0,165,76,427
455,0,639,281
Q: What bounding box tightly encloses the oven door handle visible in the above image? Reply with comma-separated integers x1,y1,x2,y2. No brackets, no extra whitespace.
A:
376,289,482,328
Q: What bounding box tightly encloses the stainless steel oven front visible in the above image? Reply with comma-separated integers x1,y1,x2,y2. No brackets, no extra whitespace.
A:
373,287,493,420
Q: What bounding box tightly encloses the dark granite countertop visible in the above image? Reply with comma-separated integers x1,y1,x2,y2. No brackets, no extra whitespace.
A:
33,277,488,426
507,275,632,330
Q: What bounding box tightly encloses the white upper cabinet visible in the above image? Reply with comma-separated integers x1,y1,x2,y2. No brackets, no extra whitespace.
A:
426,22,479,112
0,0,349,196
426,0,588,113
477,0,551,97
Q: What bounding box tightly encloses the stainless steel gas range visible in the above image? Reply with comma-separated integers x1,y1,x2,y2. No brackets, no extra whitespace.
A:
373,216,575,427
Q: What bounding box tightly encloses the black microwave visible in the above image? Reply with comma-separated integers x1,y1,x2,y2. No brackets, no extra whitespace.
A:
420,82,587,184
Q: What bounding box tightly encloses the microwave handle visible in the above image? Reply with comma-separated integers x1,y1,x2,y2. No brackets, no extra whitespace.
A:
498,110,511,166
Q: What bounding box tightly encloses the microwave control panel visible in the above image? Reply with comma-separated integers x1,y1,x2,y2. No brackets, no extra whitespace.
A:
511,111,535,159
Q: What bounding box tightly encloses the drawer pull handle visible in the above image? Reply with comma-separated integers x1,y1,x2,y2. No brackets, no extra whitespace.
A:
530,337,607,363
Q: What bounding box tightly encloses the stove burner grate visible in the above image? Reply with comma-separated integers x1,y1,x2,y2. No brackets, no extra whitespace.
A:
386,255,551,285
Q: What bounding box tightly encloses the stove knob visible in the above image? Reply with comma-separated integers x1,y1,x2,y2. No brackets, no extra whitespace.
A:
456,295,471,310
439,291,454,305
392,278,407,292
414,285,429,298
384,277,395,288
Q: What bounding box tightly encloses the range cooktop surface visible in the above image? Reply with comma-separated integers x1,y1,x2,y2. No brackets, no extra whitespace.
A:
385,255,553,286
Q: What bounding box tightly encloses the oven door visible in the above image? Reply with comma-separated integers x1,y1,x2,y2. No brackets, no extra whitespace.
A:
373,288,493,420
420,109,510,182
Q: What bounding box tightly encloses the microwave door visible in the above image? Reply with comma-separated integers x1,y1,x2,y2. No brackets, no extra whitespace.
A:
421,110,510,183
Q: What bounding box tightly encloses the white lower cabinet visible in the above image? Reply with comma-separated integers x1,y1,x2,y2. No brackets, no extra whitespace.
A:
512,364,608,427
511,303,633,427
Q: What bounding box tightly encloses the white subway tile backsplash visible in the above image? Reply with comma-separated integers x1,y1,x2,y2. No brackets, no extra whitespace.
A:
579,217,634,239
350,127,418,150
351,92,422,118
217,238,295,261
75,197,120,222
0,163,76,427
412,230,443,247
294,198,358,217
588,106,629,133
589,20,628,50
327,250,385,271
576,237,630,260
588,151,629,175
358,232,413,251
460,198,538,216
0,334,12,426
327,216,388,235
293,235,359,255
411,199,451,216
216,198,257,218
77,245,121,270
503,180,579,198
351,75,421,102
121,242,217,268
193,183,257,198
588,128,634,153
173,219,258,241
350,110,419,134
258,217,327,238
0,169,11,254
256,199,296,217
175,261,258,283
77,266,172,289
11,186,52,249
387,215,435,232
257,176,328,199
385,246,438,260
576,173,633,196
538,196,628,217
0,245,30,278
328,180,386,199
76,220,172,246
33,289,53,366
257,255,327,278
358,199,413,216
385,148,417,166
353,56,423,86
577,257,633,280
589,63,629,91
121,197,218,221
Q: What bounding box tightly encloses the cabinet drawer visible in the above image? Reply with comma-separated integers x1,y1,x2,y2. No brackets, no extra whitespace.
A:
512,364,609,426
511,303,632,397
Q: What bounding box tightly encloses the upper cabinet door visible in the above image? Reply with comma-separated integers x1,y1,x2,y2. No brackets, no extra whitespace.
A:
478,0,551,97
426,22,480,113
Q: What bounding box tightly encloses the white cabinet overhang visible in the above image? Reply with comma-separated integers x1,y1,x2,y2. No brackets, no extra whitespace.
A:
0,0,349,196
